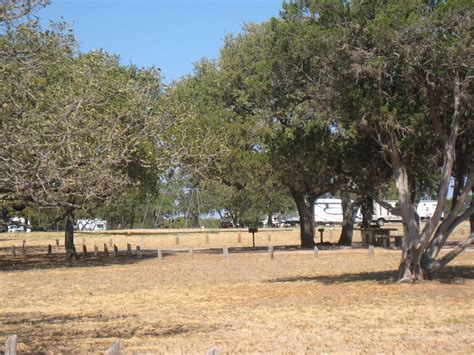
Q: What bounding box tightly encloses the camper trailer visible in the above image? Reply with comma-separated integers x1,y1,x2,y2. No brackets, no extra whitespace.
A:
372,200,441,225
314,198,345,225
76,219,107,231
416,200,441,220
372,200,401,226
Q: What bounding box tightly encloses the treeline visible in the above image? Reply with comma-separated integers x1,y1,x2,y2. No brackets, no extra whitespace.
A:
1,0,472,281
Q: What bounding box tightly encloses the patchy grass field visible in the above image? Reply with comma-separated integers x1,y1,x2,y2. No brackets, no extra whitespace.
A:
0,224,473,353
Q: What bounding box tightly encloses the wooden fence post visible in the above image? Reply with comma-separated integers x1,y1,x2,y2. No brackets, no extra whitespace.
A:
104,244,109,256
189,247,194,259
206,346,219,355
157,248,163,260
205,234,209,244
175,233,180,245
136,246,142,258
82,245,88,256
237,233,241,243
56,239,60,250
368,245,374,258
94,245,99,256
127,243,132,256
105,338,120,355
48,244,52,256
268,245,274,259
114,245,119,257
22,240,26,254
109,238,113,248
223,246,229,258
5,334,17,355
11,245,15,256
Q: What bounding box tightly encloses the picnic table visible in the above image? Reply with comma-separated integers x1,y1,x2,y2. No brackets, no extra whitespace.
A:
358,227,402,247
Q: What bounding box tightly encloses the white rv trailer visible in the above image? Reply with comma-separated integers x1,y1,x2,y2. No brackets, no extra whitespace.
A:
315,198,442,226
314,198,345,225
416,200,442,220
372,200,400,225
373,199,442,225
76,219,107,231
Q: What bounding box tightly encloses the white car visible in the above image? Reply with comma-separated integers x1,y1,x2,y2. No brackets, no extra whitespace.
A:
8,225,23,232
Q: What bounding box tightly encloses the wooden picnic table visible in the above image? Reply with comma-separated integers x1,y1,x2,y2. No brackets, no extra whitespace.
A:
357,227,401,247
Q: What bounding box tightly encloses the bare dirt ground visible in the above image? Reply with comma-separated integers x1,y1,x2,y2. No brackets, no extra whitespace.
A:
0,223,473,353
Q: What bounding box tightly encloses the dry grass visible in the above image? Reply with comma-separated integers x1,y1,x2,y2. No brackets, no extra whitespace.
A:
0,223,473,353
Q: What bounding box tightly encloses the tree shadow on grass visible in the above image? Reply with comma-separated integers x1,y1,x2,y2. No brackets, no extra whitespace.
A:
0,312,232,352
0,249,169,272
268,270,398,285
267,265,474,285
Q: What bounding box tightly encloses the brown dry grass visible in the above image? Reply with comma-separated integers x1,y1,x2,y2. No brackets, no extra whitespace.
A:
0,223,473,353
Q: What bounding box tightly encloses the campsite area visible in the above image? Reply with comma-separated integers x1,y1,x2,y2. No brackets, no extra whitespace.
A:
1,223,472,353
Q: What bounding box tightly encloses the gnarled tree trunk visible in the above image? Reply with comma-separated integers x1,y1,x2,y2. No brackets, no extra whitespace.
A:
65,208,77,260
360,195,374,228
337,191,359,246
290,188,316,248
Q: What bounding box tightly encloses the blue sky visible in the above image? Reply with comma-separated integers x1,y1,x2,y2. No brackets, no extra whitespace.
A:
39,0,283,82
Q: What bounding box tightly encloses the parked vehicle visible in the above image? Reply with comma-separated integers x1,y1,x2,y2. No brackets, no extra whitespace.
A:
372,200,401,226
76,219,107,231
314,198,441,226
314,198,346,225
416,200,442,221
8,224,24,232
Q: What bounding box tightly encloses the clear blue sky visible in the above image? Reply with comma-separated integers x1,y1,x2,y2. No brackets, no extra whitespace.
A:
39,0,283,82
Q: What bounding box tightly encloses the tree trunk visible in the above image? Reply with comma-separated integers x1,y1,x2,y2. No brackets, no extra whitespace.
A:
337,191,357,246
361,195,373,228
390,140,423,281
290,188,316,248
267,213,272,227
64,208,77,260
